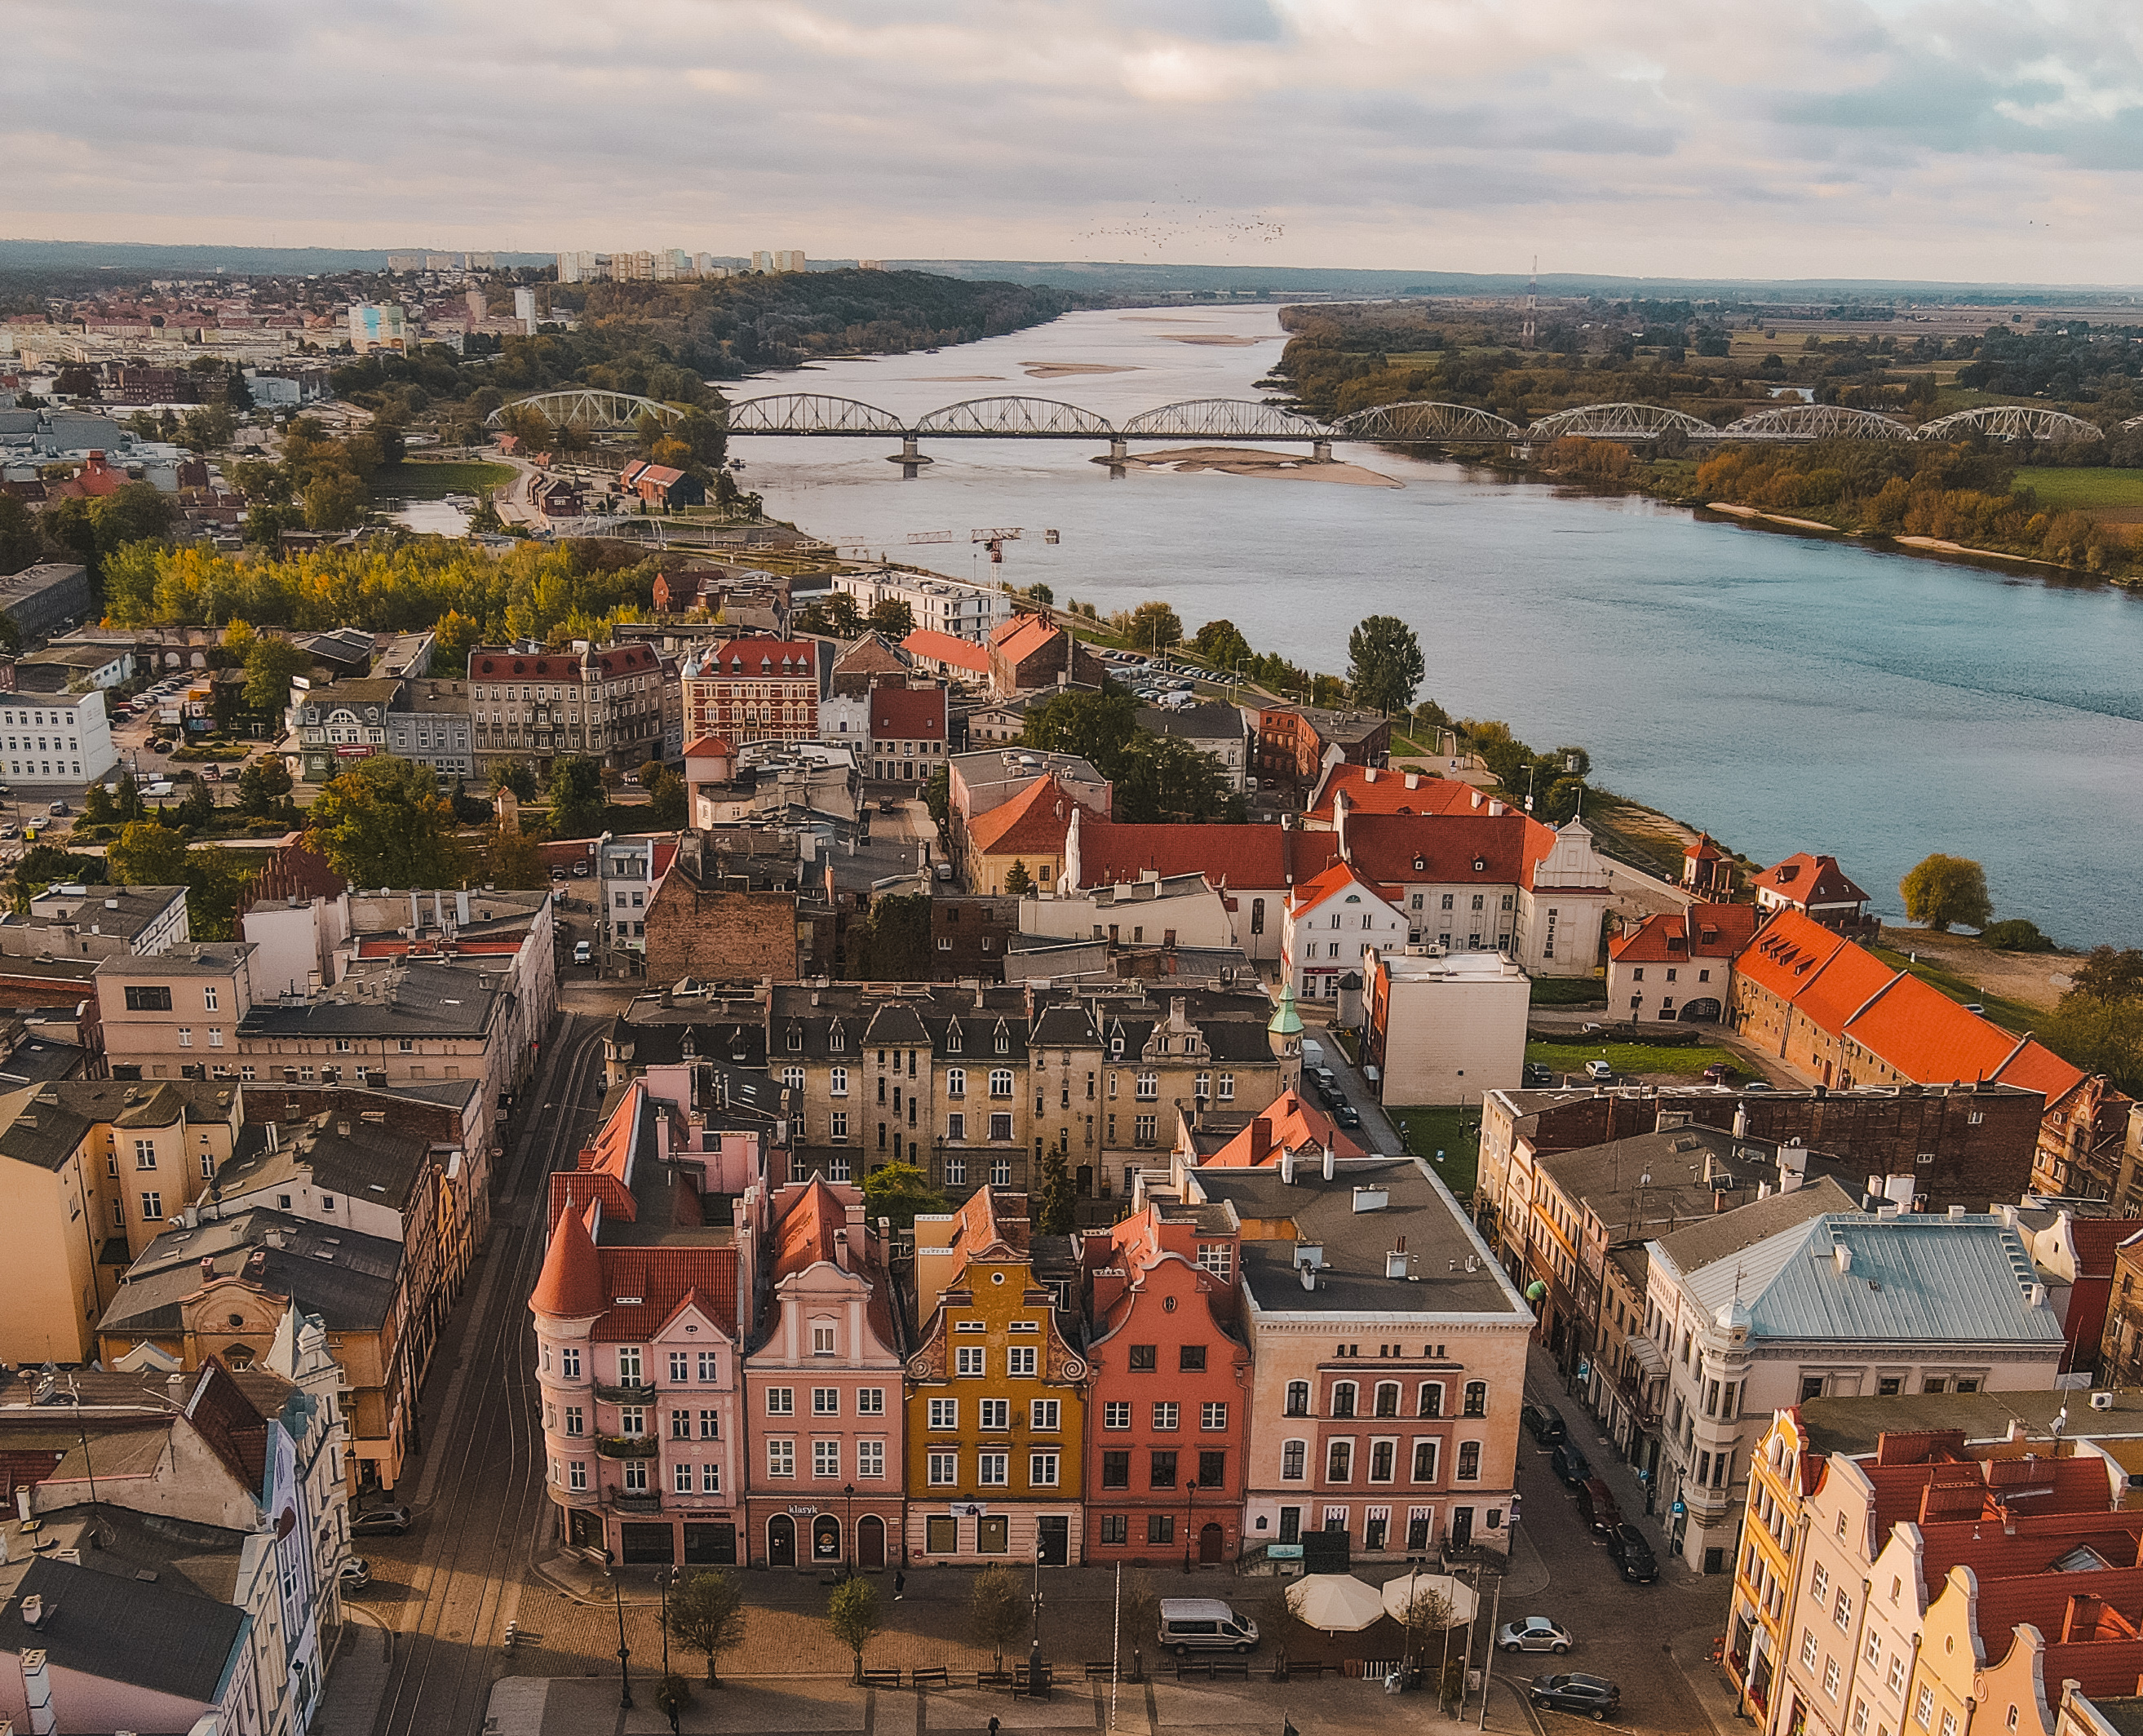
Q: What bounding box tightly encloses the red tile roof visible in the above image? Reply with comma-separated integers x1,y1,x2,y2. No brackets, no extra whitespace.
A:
968,773,1100,857
990,614,1060,663
772,1176,844,1282
901,630,990,675
708,639,817,677
1754,852,1870,908
1307,764,1481,822
591,1248,738,1341
868,684,946,742
1738,910,2087,1099
1286,861,1399,918
1070,818,1340,891
1335,811,1607,893
531,1199,609,1318
683,733,736,760
468,644,658,680
1685,834,1729,862
1202,1091,1366,1166
1611,903,1761,964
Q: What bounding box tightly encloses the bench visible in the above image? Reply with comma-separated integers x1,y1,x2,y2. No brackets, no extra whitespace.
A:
976,1670,1013,1689
1276,1661,1330,1681
1084,1662,1116,1681
861,1670,904,1688
911,1667,950,1688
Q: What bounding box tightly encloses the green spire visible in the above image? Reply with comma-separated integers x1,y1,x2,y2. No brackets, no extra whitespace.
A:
1267,983,1304,1037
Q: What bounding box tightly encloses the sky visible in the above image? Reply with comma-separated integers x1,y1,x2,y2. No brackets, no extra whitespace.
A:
7,0,2142,282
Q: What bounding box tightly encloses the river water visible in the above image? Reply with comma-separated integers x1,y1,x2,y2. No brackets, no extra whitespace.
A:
730,307,2143,949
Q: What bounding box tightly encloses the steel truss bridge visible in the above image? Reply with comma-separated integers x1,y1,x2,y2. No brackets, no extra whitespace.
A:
487,388,2110,450
708,392,2109,451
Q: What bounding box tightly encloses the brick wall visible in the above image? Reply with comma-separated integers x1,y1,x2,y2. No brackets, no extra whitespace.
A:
644,874,801,984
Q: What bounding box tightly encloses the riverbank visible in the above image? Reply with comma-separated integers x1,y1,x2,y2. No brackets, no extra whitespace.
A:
1109,445,1401,485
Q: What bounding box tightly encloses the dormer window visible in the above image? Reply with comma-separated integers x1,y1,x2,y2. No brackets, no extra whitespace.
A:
994,1030,1009,1055
829,1026,845,1052
786,1025,803,1052
946,1026,962,1054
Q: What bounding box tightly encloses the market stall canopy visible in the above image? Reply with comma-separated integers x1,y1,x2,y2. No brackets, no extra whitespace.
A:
1286,1573,1388,1633
1380,1570,1479,1628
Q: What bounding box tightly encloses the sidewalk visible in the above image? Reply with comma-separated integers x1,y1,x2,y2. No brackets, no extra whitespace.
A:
1667,1625,1754,1736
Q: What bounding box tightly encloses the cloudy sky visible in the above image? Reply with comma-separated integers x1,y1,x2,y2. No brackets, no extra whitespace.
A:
8,0,2141,281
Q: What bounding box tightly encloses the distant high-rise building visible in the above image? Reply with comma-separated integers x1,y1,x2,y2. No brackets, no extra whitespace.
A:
347,303,408,352
654,248,691,281
463,287,488,323
384,253,424,273
773,250,808,273
857,259,885,271
556,250,608,284
613,250,655,282
692,253,727,278
750,250,774,273
465,252,496,271
513,286,537,334
424,253,457,272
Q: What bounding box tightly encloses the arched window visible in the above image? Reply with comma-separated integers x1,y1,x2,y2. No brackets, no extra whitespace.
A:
989,1070,1014,1098
1331,1382,1357,1419
1326,1440,1353,1481
1463,1381,1487,1418
945,1068,967,1098
1457,1442,1481,1480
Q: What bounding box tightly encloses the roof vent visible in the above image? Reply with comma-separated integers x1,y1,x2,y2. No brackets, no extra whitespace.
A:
1833,1242,1853,1275
1384,1235,1409,1278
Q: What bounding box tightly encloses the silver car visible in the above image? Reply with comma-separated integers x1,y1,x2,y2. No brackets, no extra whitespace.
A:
1499,1615,1574,1654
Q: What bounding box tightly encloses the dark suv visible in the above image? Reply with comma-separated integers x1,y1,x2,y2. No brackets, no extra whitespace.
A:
1530,1673,1620,1720
1574,1477,1622,1536
1550,1440,1592,1487
1606,1524,1658,1584
1521,1402,1566,1446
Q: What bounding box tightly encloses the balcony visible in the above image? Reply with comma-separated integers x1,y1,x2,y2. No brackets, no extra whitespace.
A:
613,1492,664,1514
595,1381,657,1404
596,1434,659,1459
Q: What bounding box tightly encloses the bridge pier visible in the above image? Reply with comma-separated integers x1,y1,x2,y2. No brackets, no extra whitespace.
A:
885,433,932,476
1311,439,1333,463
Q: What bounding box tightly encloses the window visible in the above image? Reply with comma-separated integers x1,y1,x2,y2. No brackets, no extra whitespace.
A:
1326,1441,1353,1481
1007,1345,1037,1377
699,1410,719,1440
1463,1382,1487,1418
1370,1441,1397,1481
1104,1401,1131,1429
134,1138,157,1170
814,1440,840,1478
946,1067,966,1097
813,1388,839,1415
674,1462,696,1495
139,1190,163,1220
978,1452,1009,1486
1915,1692,1937,1731
956,1347,985,1377
1412,1440,1440,1481
1865,1632,1883,1668
1285,1381,1310,1416
560,1348,581,1379
1888,1657,1908,1694
928,1398,958,1430
1217,1072,1234,1101
1179,1344,1207,1372
177,1028,192,1048
1419,1384,1443,1418
1374,1382,1400,1418
670,1352,690,1382
124,985,173,1012
1855,1703,1871,1736
928,1451,957,1486
564,1406,585,1437
618,1407,646,1437
989,1069,1013,1097
980,1397,1010,1430
766,1387,794,1415
1030,1452,1059,1487
568,1460,587,1491
858,1440,885,1479
1150,1450,1178,1488
830,1067,848,1096
1457,1442,1481,1480
1332,1382,1357,1418
700,1464,721,1494
1129,1344,1158,1371
1100,1514,1128,1545
1813,1566,1830,1605
767,1440,795,1477
1825,1658,1841,1700
1198,1243,1233,1280
1031,1399,1060,1431
1135,1073,1158,1100
1153,1402,1180,1431
830,1112,849,1143
988,1114,1012,1143
1102,1450,1131,1488
1835,1588,1853,1632
857,1388,884,1415
1201,1402,1228,1431
1804,1630,1822,1670
671,1410,691,1440
1282,1441,1307,1480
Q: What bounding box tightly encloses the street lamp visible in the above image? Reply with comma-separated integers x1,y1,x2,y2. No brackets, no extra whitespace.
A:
659,1567,680,1736
603,1548,633,1709
1029,1538,1047,1696
843,1482,857,1579
1181,1473,1200,1574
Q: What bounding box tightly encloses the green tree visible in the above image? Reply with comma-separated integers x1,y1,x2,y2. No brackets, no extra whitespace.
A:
184,845,256,941
1899,853,1993,932
0,494,38,576
2070,947,2143,1002
302,471,369,532
110,770,145,823
179,405,237,451
306,755,466,887
1128,600,1183,653
237,756,294,818
1019,687,1138,778
432,609,483,676
1459,719,1534,790
176,776,216,830
484,820,547,888
1035,1149,1075,1236
548,755,607,836
848,892,935,980
108,821,190,886
664,1568,747,1684
10,845,104,910
222,618,258,658
923,764,951,840
1347,614,1425,716
91,480,179,557
793,593,864,639
866,598,914,639
861,1161,947,1233
489,761,538,804
1121,1571,1162,1680
81,782,117,826
968,1564,1027,1672
243,636,313,713
1003,859,1033,897
826,1579,883,1683
1981,919,2054,952
243,502,299,548
1191,618,1254,674
644,763,686,829
1112,733,1245,825
2043,994,2143,1096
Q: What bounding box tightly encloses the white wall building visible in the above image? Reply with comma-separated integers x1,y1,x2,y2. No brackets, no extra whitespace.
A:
1280,864,1409,1002
0,687,116,784
830,569,1014,644
1364,948,1529,1104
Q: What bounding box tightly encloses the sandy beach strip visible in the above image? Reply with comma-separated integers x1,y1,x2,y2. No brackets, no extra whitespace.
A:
1112,445,1401,487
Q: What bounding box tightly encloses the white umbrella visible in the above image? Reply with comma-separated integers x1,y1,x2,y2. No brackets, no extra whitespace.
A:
1286,1573,1388,1633
1380,1570,1478,1628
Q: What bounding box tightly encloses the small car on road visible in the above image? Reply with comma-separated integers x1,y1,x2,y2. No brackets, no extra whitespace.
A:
339,1557,371,1590
1583,1058,1614,1081
1574,1477,1623,1536
1530,1672,1619,1720
349,1504,411,1537
1550,1441,1592,1487
1498,1615,1574,1655
1606,1523,1658,1584
573,940,592,967
1333,1105,1363,1132
1523,1062,1556,1087
1521,1402,1566,1446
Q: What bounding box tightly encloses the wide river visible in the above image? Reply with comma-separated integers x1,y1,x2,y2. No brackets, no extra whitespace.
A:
730,305,2143,950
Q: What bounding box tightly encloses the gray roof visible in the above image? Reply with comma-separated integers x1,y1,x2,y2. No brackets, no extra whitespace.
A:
0,1553,247,1705
1200,1157,1528,1322
95,942,255,979
1136,702,1246,742
1649,1177,1854,1281
240,959,503,1039
209,1112,433,1213
21,882,187,941
1795,1388,2143,1458
102,1207,401,1336
0,1078,236,1173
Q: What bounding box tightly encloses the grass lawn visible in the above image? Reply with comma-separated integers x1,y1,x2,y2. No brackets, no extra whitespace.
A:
377,459,517,498
1870,946,2039,1034
1525,1038,1738,1079
1386,1105,1480,1200
2013,467,2143,513
1530,976,1606,1007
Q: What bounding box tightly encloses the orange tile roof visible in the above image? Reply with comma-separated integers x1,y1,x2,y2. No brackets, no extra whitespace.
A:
772,1175,843,1281
901,629,990,675
1754,852,1869,907
1685,834,1729,862
1286,861,1399,917
591,1249,738,1341
1337,811,1587,890
530,1199,608,1318
967,774,1097,857
1307,764,1481,822
683,733,736,759
1610,904,1760,964
989,614,1060,662
1202,1090,1367,1166
1072,818,1340,891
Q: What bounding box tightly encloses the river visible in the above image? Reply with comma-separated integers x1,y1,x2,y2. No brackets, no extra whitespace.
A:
728,306,2143,950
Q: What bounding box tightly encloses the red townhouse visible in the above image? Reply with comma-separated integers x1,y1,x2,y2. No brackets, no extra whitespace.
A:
680,638,823,746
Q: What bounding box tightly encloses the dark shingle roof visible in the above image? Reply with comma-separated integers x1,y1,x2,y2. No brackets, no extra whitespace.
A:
0,1555,247,1703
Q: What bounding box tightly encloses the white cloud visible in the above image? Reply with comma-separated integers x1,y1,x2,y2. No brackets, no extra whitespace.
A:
1,0,2139,279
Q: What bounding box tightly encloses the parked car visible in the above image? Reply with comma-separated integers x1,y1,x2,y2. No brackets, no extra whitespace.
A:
339,1557,371,1590
1741,1080,1774,1093
1333,1105,1363,1132
46,800,69,817
573,940,592,967
1606,1524,1658,1584
879,798,897,814
550,866,566,880
1530,1673,1620,1720
1314,1080,1347,1110
1498,1616,1574,1655
572,861,589,876
349,1505,411,1537
1521,1402,1567,1446
1523,1062,1556,1087
1574,1477,1623,1536
202,764,220,781
1158,1596,1260,1656
1583,1058,1614,1081
1550,1441,1592,1487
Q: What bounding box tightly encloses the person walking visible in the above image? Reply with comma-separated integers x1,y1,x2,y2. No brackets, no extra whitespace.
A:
896,1569,907,1601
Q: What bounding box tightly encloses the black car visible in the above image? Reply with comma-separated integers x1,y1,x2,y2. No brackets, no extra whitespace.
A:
1530,1673,1620,1720
1523,1062,1556,1087
1521,1402,1567,1446
1606,1524,1658,1584
1308,1065,1339,1089
1314,1080,1347,1111
1334,1105,1363,1131
1550,1441,1592,1487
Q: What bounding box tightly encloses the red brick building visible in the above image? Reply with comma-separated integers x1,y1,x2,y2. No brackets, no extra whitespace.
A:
986,614,1108,698
866,683,948,782
681,638,823,746
1251,704,1391,795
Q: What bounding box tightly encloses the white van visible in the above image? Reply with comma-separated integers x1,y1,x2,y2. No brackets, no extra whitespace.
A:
1158,1597,1260,1656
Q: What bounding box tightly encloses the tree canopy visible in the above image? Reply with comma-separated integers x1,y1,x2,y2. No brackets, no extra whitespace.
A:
548,755,607,836
860,1162,947,1233
1348,614,1426,716
1018,686,1138,777
664,1569,747,1684
1899,853,1993,932
305,755,466,887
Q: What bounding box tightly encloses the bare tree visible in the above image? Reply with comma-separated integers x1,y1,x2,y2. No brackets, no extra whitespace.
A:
969,1564,1027,1672
665,1569,748,1684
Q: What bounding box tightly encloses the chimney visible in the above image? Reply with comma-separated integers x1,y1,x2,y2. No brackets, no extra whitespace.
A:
457,888,472,927
20,1595,41,1627
1833,1242,1853,1275
166,1370,187,1405
1280,1146,1295,1185
1487,798,1507,817
1470,789,1484,809
1322,1141,1335,1183
1404,772,1419,790
1733,1104,1747,1137
200,1256,216,1282
1248,1117,1272,1167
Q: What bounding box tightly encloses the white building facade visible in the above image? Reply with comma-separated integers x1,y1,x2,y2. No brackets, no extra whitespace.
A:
0,686,116,785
